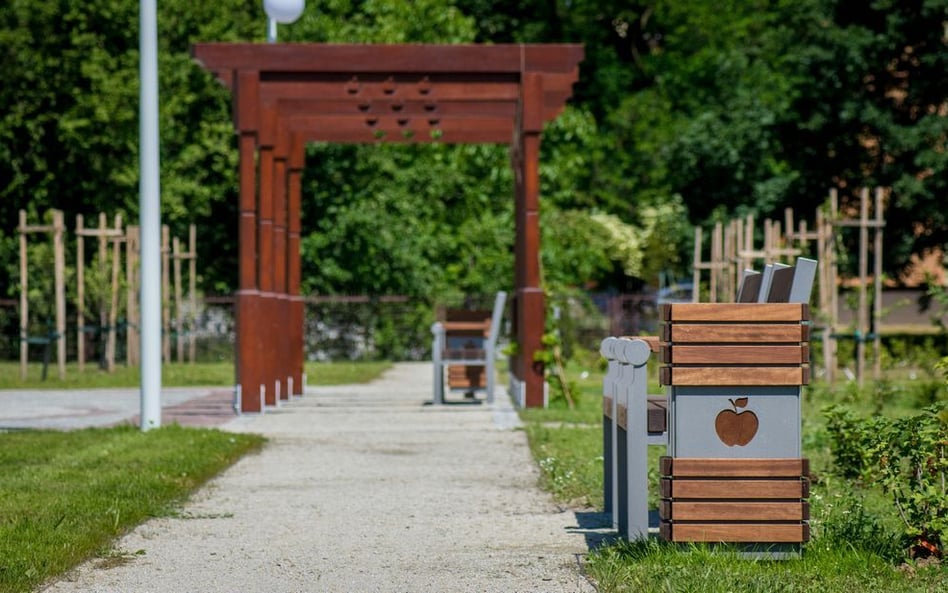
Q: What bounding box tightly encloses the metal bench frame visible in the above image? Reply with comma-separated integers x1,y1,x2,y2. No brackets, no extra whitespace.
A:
431,291,507,404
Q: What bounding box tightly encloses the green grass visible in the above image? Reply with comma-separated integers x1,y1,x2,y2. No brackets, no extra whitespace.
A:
0,360,391,389
517,360,948,592
586,539,947,593
0,425,264,593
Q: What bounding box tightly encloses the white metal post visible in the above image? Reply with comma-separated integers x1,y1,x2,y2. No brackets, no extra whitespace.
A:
139,0,162,431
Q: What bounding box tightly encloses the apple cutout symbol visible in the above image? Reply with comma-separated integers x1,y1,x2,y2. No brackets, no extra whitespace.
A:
714,397,759,446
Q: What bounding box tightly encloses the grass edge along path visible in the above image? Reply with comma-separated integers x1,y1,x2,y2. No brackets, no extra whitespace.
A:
0,425,264,593
0,360,392,390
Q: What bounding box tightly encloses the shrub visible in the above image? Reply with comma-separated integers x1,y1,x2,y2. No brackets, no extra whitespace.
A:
823,404,948,554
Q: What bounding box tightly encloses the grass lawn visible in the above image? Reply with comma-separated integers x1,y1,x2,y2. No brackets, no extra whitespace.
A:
0,360,392,390
0,425,264,593
0,359,391,592
518,357,948,592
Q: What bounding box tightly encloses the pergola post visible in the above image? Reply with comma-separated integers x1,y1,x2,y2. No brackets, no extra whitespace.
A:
273,124,290,400
515,72,546,407
287,132,306,395
235,70,264,413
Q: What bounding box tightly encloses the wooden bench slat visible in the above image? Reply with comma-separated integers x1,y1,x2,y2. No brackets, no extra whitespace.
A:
602,395,613,418
660,522,810,543
662,324,809,344
441,321,490,333
662,345,808,365
647,397,667,433
617,335,662,352
616,403,628,430
661,478,809,499
661,457,809,478
660,501,808,522
660,366,809,386
661,303,809,322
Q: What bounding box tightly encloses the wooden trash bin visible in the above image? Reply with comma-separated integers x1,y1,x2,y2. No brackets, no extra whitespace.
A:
658,303,811,550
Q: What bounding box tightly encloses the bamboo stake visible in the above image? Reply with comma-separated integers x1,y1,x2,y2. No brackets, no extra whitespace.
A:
76,215,86,372
106,215,123,372
188,224,197,364
53,210,66,380
873,187,884,380
173,236,183,362
18,210,28,380
829,189,839,383
126,226,140,366
98,212,108,369
710,222,722,302
816,207,832,382
162,225,171,363
692,226,702,303
857,188,869,385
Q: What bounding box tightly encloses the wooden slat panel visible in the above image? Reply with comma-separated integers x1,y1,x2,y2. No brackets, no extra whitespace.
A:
665,324,808,344
619,335,661,352
442,321,490,332
647,397,667,433
447,365,486,389
661,478,809,499
660,522,809,543
661,457,809,478
661,501,808,522
616,403,627,430
602,395,613,418
662,366,808,386
662,303,808,322
663,345,808,365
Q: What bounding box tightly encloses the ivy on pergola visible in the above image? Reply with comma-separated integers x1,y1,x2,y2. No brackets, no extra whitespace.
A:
192,43,583,410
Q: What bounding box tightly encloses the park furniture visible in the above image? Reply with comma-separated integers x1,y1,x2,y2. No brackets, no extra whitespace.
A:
600,336,666,540
603,258,817,552
658,302,811,550
431,291,507,404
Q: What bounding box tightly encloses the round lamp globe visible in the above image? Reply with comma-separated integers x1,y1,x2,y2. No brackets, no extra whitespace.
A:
263,0,305,23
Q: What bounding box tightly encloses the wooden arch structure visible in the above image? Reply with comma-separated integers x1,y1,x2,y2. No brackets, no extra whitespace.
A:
192,43,583,411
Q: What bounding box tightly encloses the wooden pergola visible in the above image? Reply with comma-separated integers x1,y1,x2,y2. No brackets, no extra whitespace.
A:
191,43,583,410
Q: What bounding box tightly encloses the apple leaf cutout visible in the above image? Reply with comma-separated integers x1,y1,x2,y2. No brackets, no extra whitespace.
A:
733,397,749,408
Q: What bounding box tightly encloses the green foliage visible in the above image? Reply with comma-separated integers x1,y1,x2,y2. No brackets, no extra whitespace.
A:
824,403,948,550
809,487,903,563
2,0,945,305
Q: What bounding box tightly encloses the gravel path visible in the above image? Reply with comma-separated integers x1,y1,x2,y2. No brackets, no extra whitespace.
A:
42,363,602,592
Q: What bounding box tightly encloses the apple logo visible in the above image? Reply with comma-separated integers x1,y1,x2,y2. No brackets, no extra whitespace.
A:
714,397,759,446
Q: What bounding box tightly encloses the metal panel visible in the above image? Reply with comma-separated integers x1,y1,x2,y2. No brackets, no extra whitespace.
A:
669,386,801,458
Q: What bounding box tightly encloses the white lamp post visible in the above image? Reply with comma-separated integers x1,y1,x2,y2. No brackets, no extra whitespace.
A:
139,0,162,430
264,0,306,43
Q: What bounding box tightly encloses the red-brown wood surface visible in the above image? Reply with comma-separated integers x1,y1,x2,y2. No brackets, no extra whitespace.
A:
662,323,809,344
661,303,808,322
659,366,809,386
660,501,808,522
660,457,810,478
661,345,809,365
661,478,809,499
660,522,809,543
191,43,582,411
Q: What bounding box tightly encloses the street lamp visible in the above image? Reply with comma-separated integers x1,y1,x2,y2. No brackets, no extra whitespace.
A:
264,0,306,43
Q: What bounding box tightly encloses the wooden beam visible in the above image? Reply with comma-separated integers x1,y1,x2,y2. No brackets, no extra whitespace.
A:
193,43,582,75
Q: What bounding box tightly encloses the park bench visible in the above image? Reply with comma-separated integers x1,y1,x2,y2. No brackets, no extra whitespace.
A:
603,257,817,552
431,291,507,404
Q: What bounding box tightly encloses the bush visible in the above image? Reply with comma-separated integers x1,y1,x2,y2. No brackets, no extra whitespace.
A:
823,403,948,553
